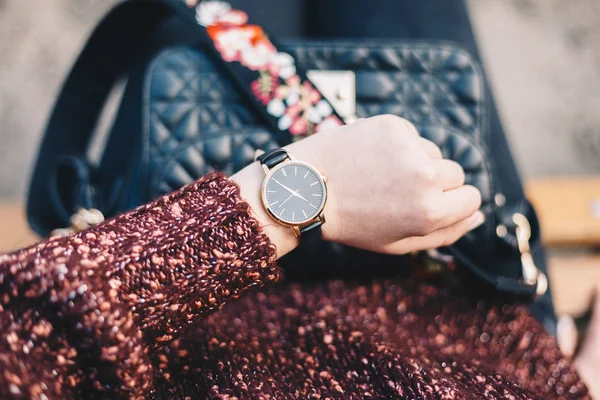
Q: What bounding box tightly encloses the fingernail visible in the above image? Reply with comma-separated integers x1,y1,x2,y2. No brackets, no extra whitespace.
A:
469,211,485,231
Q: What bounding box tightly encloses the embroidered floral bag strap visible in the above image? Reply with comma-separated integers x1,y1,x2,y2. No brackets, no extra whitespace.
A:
189,1,345,141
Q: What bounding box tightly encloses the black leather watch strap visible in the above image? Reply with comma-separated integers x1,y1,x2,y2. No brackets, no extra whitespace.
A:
299,220,323,247
300,220,323,236
257,149,289,169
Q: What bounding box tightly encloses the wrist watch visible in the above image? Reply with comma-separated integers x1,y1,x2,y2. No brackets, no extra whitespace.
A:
257,149,327,239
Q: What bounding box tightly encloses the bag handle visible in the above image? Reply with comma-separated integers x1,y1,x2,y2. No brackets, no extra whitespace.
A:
28,0,206,234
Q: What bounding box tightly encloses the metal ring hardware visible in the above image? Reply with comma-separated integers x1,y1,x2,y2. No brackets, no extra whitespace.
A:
512,213,548,297
50,208,105,238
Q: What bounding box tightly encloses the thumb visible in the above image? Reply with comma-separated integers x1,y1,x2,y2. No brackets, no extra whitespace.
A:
379,210,484,254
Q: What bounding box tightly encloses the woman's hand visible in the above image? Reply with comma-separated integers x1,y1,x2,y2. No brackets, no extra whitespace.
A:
232,115,483,257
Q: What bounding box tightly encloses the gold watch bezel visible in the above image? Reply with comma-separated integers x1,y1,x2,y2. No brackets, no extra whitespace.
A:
260,156,327,232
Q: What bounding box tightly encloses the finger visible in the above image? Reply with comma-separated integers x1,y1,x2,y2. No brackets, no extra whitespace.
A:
420,138,443,159
436,185,482,228
433,159,465,190
378,210,485,254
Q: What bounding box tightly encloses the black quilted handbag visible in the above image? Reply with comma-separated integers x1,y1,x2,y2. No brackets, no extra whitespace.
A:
27,0,549,302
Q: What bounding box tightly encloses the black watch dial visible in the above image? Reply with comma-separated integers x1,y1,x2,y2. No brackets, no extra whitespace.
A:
263,161,326,225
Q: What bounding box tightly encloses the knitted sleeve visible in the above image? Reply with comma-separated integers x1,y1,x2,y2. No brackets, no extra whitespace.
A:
0,173,279,399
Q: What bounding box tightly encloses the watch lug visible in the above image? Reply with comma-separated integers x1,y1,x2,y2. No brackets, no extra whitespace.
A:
319,213,326,223
261,164,270,175
292,226,301,237
287,152,296,161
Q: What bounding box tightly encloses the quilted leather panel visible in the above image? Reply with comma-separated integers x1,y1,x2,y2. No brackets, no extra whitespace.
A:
145,47,271,198
145,42,488,200
282,41,484,140
154,128,278,195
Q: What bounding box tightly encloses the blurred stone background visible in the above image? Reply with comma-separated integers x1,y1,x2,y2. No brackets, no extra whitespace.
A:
0,0,599,200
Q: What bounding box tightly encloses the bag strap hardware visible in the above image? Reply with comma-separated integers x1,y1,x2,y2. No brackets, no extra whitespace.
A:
494,193,509,237
513,213,548,297
50,208,105,238
496,224,508,238
494,193,506,207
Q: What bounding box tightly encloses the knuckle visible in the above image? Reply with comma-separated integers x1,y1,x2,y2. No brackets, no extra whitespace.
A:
455,161,467,176
423,204,443,227
426,140,443,158
467,185,483,208
376,114,411,134
415,196,443,233
448,159,463,173
415,164,437,185
403,118,419,136
451,162,466,183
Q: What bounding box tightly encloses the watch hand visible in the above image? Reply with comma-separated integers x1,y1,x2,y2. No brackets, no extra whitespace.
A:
292,191,309,202
272,178,297,196
272,178,309,202
279,193,295,208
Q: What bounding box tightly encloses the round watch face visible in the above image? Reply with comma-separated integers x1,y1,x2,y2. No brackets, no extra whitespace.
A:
262,161,327,225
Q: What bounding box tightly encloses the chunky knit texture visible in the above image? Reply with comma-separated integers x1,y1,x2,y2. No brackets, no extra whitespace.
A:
0,173,589,399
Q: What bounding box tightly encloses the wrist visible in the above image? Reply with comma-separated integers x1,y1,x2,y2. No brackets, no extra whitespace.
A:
230,161,299,258
231,134,340,256
284,135,340,243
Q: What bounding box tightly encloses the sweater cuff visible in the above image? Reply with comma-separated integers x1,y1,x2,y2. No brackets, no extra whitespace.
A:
110,172,280,346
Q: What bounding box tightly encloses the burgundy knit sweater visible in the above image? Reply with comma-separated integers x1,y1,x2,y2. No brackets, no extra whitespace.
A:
0,173,589,399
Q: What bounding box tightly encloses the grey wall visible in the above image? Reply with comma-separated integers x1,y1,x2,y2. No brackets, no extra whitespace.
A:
0,0,118,200
469,0,600,178
0,0,599,201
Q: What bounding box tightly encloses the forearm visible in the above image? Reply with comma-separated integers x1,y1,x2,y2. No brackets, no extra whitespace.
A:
0,173,279,398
